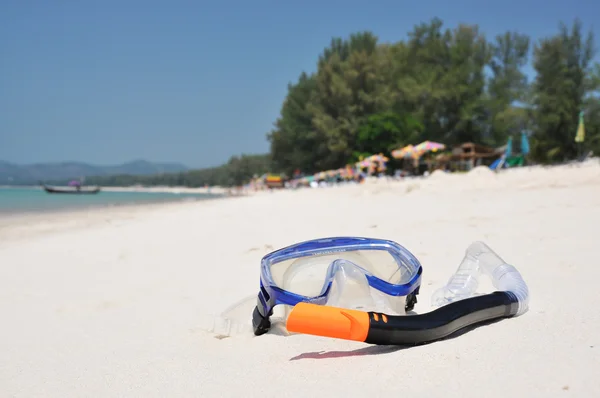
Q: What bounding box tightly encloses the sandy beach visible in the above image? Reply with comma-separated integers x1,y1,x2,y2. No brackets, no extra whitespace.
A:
1,160,600,397
99,186,230,195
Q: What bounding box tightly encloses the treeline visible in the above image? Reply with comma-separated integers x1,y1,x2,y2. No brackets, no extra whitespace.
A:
76,154,273,187
84,17,600,188
268,17,600,175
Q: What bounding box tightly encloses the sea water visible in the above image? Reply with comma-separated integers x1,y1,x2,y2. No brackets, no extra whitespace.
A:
0,187,225,214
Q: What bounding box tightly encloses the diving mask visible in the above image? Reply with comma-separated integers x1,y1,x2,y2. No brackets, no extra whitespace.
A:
252,237,423,336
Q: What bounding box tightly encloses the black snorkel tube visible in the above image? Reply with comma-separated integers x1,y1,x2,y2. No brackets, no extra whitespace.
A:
286,242,529,345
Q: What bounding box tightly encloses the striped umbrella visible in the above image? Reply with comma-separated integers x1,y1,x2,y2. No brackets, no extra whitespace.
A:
414,141,446,154
366,153,390,163
391,145,415,159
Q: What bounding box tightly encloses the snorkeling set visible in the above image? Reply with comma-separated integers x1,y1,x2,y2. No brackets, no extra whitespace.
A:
250,237,529,345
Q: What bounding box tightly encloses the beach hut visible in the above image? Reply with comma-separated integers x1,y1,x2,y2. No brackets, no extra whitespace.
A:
435,142,501,171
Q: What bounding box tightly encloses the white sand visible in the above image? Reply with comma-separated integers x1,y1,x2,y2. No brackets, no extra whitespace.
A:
1,160,600,397
100,185,230,195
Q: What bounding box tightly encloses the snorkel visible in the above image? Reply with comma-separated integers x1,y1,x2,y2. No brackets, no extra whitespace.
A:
285,241,530,345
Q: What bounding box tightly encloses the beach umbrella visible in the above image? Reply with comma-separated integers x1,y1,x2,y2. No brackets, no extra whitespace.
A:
575,111,585,143
414,141,446,153
521,132,530,155
355,159,371,168
413,141,446,158
364,153,389,174
391,145,415,159
366,153,390,163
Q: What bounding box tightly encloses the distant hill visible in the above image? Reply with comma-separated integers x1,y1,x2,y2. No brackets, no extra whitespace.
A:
0,159,189,185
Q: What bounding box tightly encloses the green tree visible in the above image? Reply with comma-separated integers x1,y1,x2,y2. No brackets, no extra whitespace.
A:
267,72,323,175
309,32,392,169
396,19,490,144
353,111,422,160
486,32,531,145
582,63,600,155
530,19,596,162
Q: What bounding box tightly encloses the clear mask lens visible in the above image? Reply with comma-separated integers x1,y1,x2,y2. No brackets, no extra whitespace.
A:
276,255,408,322
269,249,413,297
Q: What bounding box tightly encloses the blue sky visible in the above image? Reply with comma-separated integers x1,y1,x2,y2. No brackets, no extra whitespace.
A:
1,0,598,168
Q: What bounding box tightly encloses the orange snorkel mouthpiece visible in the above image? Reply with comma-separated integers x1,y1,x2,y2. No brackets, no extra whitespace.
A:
286,302,370,342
